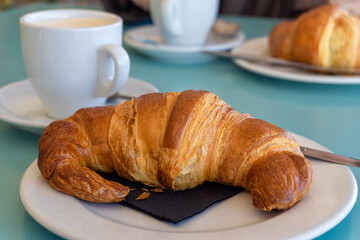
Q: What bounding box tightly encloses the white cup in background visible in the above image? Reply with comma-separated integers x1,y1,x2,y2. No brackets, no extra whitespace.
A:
149,0,219,46
20,9,130,119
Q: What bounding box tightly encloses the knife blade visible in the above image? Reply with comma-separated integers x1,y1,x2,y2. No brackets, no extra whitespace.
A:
300,146,360,168
203,51,360,75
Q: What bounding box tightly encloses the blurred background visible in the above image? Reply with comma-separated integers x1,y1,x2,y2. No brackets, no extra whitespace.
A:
1,0,346,22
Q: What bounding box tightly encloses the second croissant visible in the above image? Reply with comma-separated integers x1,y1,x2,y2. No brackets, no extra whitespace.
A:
269,4,360,70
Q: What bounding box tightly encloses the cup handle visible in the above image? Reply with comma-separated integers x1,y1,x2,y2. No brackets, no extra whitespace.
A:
161,0,182,36
94,44,130,97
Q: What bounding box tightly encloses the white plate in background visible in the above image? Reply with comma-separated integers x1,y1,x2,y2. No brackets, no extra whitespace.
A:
124,25,245,64
232,37,360,84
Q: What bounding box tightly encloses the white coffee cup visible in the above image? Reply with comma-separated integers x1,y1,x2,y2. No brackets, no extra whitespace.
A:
20,9,130,119
149,0,219,46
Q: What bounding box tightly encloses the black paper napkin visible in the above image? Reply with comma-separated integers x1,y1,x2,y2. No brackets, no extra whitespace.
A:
99,172,244,223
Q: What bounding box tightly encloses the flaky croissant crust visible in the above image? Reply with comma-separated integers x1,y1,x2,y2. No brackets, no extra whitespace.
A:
269,4,360,69
38,90,312,211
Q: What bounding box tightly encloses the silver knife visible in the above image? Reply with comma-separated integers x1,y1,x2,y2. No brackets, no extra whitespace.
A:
204,51,360,75
300,146,360,168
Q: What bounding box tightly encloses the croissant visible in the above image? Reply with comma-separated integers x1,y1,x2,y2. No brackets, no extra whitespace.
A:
269,4,360,70
38,90,312,211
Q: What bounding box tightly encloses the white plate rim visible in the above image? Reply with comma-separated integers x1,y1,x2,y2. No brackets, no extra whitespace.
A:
20,133,358,240
0,78,159,134
124,25,246,53
231,37,360,85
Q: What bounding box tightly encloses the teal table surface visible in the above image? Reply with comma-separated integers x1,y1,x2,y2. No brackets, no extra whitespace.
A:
1,3,360,240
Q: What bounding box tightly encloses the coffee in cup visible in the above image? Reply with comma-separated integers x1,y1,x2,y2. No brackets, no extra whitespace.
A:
34,17,116,28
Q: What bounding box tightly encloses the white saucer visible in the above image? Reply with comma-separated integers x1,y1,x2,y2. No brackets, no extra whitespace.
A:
0,78,158,135
231,37,360,84
124,25,245,64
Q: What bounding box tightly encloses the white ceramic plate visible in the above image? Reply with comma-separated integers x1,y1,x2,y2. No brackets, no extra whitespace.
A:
124,25,245,64
20,133,357,240
0,78,158,135
232,37,360,84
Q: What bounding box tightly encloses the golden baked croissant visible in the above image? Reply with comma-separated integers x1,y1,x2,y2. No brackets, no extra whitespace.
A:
38,90,312,211
269,4,360,70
